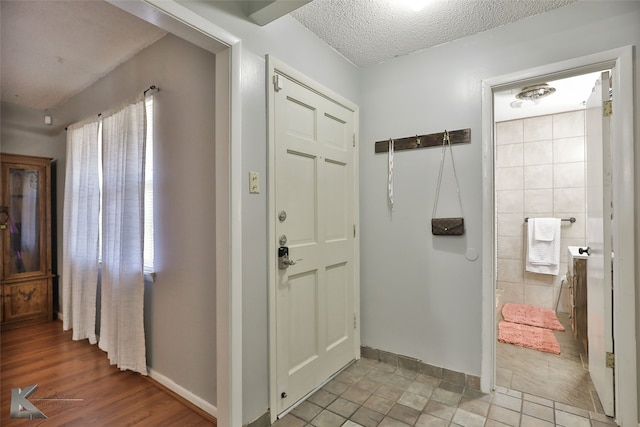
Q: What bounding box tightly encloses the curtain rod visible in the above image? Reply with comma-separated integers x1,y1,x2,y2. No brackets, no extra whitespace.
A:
65,85,158,131
144,85,158,96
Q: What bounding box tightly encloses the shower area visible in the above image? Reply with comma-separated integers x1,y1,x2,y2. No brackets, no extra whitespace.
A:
493,72,607,413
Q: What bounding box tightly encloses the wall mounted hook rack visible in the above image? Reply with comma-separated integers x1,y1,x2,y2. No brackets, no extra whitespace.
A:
374,128,471,153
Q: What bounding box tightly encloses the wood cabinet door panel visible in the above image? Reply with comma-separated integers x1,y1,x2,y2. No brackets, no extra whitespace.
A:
1,159,50,280
3,279,49,322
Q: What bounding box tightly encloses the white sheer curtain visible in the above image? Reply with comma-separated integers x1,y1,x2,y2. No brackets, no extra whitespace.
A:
62,121,101,344
98,95,147,374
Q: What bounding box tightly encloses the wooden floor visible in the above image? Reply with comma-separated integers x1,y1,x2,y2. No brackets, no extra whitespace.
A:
496,311,604,413
1,320,216,426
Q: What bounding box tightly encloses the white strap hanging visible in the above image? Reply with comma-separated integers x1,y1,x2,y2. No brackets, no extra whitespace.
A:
432,131,464,217
388,138,394,211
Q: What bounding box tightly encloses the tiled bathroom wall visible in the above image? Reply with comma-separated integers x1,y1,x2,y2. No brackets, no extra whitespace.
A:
496,110,587,313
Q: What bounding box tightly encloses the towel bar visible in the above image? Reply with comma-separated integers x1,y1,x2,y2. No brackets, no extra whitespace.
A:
524,217,576,223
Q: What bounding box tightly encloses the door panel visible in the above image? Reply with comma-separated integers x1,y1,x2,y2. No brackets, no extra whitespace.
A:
324,160,348,241
2,162,48,280
323,113,349,151
3,279,49,322
274,72,356,415
586,71,614,416
325,262,349,350
286,97,317,142
284,151,318,246
288,269,320,372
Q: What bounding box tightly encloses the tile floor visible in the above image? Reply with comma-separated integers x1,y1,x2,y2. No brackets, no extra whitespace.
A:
497,311,602,413
273,357,618,427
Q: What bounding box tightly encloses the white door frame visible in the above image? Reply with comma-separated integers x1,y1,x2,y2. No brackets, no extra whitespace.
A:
107,2,243,425
266,55,361,423
481,46,636,426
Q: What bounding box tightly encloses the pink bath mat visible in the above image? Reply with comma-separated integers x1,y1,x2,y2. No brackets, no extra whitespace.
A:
498,321,561,354
502,303,565,331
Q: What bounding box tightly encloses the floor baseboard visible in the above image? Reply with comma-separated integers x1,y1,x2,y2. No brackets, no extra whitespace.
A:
361,345,481,391
147,367,218,421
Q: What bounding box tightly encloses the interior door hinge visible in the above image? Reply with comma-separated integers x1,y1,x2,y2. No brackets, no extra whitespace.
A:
603,100,612,117
353,224,356,238
606,351,615,368
353,133,356,147
273,74,283,92
353,313,357,330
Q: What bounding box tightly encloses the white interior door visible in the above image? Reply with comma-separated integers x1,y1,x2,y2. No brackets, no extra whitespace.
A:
272,70,357,415
585,70,614,416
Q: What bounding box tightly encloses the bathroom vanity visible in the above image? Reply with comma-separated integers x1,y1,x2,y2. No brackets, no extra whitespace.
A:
567,246,588,353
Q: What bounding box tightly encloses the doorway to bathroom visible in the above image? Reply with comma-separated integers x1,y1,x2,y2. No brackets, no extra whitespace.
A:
492,70,608,413
481,47,637,426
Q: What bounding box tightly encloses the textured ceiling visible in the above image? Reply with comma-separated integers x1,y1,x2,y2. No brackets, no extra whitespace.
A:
291,0,577,68
0,1,166,110
1,0,580,112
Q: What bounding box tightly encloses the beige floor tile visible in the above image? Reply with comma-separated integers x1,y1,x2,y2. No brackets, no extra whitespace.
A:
272,414,306,427
387,403,421,425
378,416,411,427
487,404,521,426
451,408,486,427
398,391,428,411
342,386,373,405
423,400,455,421
521,414,554,427
522,400,554,422
282,356,611,427
310,409,346,427
555,410,590,427
350,407,384,427
458,396,490,417
362,394,394,415
415,413,448,427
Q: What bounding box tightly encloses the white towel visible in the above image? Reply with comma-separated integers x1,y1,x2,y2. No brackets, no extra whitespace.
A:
526,218,561,275
534,217,556,241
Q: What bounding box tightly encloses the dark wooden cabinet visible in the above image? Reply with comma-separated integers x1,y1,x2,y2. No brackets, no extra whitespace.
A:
1,154,54,329
568,257,588,353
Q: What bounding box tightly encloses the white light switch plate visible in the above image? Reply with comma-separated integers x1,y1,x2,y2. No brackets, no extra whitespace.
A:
249,172,260,194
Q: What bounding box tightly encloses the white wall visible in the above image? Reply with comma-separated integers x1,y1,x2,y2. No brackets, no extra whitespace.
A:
359,0,640,384
176,2,361,423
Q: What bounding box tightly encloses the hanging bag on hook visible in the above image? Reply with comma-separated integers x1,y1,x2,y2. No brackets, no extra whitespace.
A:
431,131,465,236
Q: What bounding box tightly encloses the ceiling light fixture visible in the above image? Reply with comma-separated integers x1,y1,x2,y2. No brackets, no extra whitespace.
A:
516,83,556,101
402,0,429,12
